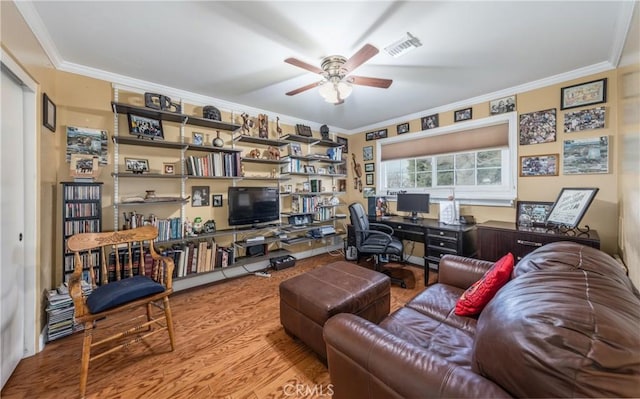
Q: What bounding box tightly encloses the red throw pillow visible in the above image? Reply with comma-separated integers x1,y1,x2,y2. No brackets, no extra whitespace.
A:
455,253,514,316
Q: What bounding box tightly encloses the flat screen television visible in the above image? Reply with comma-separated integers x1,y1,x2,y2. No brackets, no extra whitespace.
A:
228,186,279,226
397,193,430,221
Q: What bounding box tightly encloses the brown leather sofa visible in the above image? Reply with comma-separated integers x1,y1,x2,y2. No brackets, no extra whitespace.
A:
323,241,640,398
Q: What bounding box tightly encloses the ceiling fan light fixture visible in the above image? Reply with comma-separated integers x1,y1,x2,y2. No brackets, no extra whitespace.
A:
384,32,422,58
318,80,353,104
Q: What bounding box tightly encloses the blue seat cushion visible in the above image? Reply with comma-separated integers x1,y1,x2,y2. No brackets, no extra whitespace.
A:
87,275,165,314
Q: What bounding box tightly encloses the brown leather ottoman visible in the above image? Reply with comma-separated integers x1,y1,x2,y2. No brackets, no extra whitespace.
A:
279,261,390,360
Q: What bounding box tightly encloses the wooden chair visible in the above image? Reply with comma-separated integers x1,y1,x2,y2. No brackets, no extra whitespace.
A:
66,225,176,398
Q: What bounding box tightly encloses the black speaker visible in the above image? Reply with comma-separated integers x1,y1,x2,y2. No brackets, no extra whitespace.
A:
246,244,266,257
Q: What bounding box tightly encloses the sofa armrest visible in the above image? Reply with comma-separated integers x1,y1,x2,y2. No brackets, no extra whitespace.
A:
438,255,495,289
323,313,511,399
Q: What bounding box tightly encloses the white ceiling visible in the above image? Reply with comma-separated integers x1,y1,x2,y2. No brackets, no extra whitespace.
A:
17,1,638,132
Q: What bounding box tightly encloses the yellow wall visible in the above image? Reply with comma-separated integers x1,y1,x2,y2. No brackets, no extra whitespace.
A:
617,63,640,287
345,70,620,255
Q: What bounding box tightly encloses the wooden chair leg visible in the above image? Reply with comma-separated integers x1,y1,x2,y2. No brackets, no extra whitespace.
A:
163,297,176,351
79,321,94,398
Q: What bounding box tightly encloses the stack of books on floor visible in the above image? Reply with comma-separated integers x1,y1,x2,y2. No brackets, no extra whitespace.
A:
45,281,92,341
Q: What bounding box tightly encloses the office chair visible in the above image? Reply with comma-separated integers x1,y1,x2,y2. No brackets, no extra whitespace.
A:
348,202,407,288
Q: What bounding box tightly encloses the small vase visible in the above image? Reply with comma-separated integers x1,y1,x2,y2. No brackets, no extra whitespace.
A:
213,130,224,148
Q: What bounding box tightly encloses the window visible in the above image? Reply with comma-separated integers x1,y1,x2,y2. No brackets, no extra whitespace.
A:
378,113,517,205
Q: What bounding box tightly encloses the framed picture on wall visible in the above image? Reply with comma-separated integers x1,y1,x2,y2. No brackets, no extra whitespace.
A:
563,106,605,133
563,136,609,174
561,78,607,110
519,154,559,177
454,108,472,122
363,146,373,161
490,95,516,115
364,163,375,172
519,108,557,145
421,114,439,130
397,123,410,134
366,173,374,185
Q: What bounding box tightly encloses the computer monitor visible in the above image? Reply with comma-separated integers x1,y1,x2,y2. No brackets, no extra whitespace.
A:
396,193,430,221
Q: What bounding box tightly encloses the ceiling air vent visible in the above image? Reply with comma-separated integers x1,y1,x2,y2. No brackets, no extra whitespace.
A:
384,32,422,58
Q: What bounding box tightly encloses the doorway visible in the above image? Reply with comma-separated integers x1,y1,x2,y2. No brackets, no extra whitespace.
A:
1,50,38,389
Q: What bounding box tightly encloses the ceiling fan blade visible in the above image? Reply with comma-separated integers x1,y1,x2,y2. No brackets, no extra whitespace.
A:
286,81,321,96
342,44,379,73
284,57,324,74
347,75,393,89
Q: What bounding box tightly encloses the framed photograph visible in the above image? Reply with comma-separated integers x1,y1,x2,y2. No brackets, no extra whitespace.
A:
375,129,388,140
43,93,56,132
454,108,472,122
364,163,375,172
317,167,327,174
365,131,375,141
302,182,310,192
128,114,164,140
516,201,554,227
212,194,223,207
192,132,204,146
365,173,374,185
336,136,348,154
563,136,609,174
397,123,410,134
286,184,292,193
421,114,439,130
519,154,559,177
546,187,599,228
363,187,376,198
289,142,302,156
191,186,210,207
337,179,347,192
69,154,99,179
490,95,516,115
163,162,175,175
563,106,605,133
304,165,316,174
561,78,607,110
519,108,557,145
363,146,373,161
66,126,109,165
124,157,149,173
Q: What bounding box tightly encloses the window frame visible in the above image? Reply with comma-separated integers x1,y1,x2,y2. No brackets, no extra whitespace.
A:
375,113,518,206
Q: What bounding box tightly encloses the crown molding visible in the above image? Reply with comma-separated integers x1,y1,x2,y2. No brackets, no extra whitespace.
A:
610,1,638,67
13,0,63,68
347,61,615,135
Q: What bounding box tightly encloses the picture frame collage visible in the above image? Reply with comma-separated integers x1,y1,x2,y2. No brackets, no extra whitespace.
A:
518,78,609,178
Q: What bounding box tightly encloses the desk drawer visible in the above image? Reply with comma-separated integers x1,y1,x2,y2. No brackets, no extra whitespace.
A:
428,238,458,251
391,223,424,234
428,246,457,260
428,229,459,241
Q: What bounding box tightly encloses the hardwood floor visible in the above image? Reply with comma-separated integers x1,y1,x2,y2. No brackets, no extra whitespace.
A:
1,253,433,399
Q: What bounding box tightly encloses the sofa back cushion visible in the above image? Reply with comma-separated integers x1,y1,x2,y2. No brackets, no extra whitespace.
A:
472,242,640,397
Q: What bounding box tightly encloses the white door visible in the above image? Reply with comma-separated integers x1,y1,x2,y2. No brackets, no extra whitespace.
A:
1,57,34,389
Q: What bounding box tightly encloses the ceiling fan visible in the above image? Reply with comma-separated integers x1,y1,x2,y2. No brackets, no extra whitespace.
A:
285,44,392,104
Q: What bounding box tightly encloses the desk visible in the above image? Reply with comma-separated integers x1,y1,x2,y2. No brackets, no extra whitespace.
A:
374,216,478,285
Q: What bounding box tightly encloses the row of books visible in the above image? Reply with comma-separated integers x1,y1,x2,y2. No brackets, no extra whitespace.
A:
64,202,100,218
158,241,235,278
185,152,241,177
121,213,182,242
64,184,101,200
64,219,101,236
